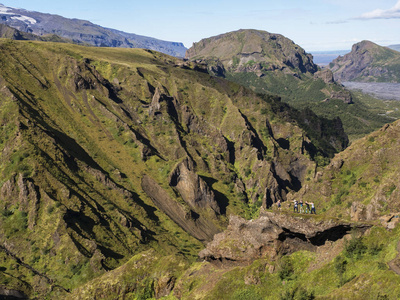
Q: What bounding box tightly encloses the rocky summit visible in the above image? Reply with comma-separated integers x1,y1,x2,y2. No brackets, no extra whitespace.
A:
186,29,318,76
330,40,400,83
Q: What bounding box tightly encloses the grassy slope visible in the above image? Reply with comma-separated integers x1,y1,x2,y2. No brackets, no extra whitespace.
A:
0,40,399,299
293,119,400,221
70,213,400,299
175,225,400,300
0,40,334,298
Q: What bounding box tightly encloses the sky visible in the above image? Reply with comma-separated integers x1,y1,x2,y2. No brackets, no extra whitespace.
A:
0,0,399,52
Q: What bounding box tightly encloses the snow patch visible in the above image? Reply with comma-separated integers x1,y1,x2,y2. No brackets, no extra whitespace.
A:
0,5,13,14
11,15,37,25
0,5,37,25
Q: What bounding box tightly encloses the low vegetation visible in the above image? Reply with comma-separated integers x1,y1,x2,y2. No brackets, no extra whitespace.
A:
0,37,399,299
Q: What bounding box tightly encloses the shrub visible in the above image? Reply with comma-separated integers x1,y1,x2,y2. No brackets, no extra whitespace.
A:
344,236,366,259
279,257,294,281
334,256,347,276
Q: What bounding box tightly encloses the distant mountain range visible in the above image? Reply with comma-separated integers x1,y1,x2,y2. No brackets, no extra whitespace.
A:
389,44,400,52
329,40,400,83
0,4,187,57
311,50,349,66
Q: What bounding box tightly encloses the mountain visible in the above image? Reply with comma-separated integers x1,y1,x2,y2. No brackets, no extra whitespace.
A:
329,40,400,82
0,35,399,300
186,29,353,104
186,29,318,75
0,39,349,298
0,4,187,57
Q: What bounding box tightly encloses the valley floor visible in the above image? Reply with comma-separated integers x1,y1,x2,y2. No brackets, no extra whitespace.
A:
343,82,400,101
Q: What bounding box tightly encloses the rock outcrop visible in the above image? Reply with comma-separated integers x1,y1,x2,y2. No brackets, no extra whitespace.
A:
169,158,221,214
141,175,220,242
199,211,369,263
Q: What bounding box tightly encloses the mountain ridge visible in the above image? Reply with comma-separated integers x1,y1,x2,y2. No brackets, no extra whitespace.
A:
0,3,187,57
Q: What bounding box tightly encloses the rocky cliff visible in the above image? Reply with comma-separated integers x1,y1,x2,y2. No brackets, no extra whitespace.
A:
330,40,400,82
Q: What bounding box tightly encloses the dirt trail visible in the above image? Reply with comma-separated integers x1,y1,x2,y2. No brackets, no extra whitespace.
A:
388,240,400,275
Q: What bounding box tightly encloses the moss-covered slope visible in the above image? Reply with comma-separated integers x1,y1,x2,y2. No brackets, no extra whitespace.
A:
0,39,349,298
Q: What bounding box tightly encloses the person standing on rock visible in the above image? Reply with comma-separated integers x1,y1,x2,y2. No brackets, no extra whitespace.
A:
293,200,298,213
277,200,281,211
305,201,310,214
310,201,316,214
299,200,304,213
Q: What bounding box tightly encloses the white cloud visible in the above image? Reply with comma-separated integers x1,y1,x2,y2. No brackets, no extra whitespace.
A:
357,0,400,19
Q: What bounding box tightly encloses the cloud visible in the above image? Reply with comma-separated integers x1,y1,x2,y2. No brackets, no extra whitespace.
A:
356,0,400,19
326,20,348,24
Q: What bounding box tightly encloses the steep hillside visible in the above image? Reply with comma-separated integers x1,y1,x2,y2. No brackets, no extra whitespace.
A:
0,4,187,57
330,40,400,82
70,120,400,299
292,119,400,221
0,39,348,298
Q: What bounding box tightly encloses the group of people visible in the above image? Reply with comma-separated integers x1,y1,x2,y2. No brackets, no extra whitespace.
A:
275,199,316,214
293,199,316,214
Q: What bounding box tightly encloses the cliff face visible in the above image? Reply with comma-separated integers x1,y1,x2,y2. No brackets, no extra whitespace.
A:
330,40,400,82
